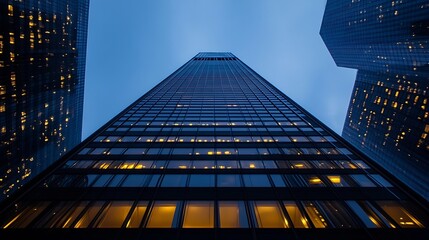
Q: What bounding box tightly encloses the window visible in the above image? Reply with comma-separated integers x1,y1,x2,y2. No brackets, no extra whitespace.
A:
188,174,215,187
350,175,376,187
124,148,146,155
108,175,126,187
74,201,105,228
304,175,325,187
57,201,90,228
253,201,288,228
217,160,239,169
289,161,311,169
377,201,424,228
302,201,328,228
327,175,350,187
218,201,248,228
192,160,215,169
370,174,393,187
92,175,113,187
119,160,139,169
94,201,133,228
242,174,271,187
2,202,50,228
317,201,358,228
270,175,287,187
283,201,309,228
241,160,264,169
183,201,214,228
167,160,191,169
121,175,148,187
346,201,384,228
217,174,242,187
126,201,148,228
161,175,187,187
146,201,179,228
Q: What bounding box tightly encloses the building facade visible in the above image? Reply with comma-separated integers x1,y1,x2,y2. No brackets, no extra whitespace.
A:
0,0,89,203
0,53,427,239
320,0,429,200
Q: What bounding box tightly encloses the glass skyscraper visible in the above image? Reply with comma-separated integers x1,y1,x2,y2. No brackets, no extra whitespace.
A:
320,0,429,200
0,0,89,203
0,52,427,239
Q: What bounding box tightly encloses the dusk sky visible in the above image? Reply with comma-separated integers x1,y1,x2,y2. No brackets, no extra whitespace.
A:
83,0,357,139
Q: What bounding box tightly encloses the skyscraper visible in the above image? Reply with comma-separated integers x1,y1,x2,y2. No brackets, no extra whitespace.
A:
0,0,90,203
0,53,427,239
320,0,429,200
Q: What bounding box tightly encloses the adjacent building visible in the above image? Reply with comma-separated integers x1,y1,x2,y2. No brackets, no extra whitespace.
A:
0,53,427,240
0,0,89,203
320,0,429,200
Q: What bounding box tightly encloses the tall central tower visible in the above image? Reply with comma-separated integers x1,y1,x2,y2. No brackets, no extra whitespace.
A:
0,53,428,240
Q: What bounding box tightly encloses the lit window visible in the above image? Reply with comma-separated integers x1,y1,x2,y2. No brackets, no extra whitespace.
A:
241,160,264,169
126,201,148,228
377,201,424,228
2,202,50,228
74,201,104,228
182,201,214,228
218,201,248,228
146,201,178,228
253,201,289,228
305,176,325,187
95,201,133,228
302,202,328,228
327,175,349,187
284,201,309,228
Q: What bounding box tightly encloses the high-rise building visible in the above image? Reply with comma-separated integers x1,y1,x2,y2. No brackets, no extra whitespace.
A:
0,0,90,203
0,53,427,239
320,0,429,200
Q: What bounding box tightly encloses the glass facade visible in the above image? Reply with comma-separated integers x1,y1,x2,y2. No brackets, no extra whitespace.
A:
320,0,429,78
0,0,89,203
320,0,429,201
0,53,428,239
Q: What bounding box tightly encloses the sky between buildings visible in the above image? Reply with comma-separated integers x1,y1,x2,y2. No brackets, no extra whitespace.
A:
83,0,357,139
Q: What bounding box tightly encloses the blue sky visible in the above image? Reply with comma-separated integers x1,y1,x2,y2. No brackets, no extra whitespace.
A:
83,0,357,139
